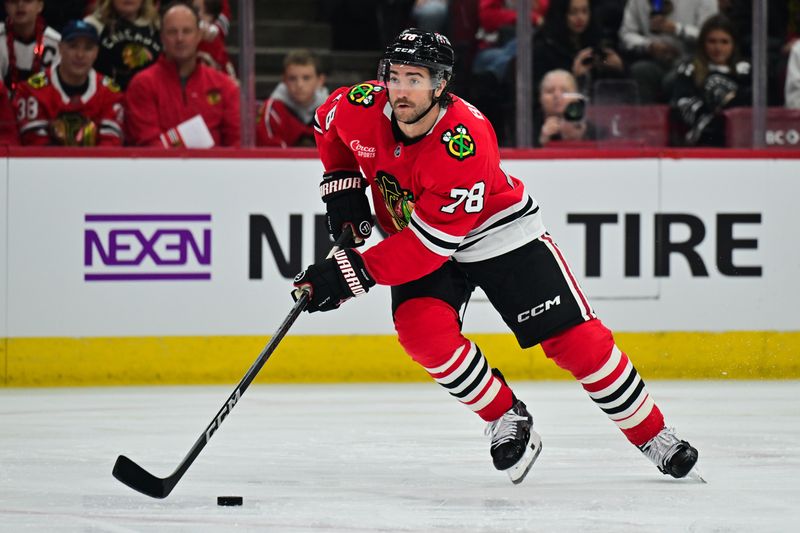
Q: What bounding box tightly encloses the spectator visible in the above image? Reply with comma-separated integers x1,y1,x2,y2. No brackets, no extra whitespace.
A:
193,0,234,79
0,0,60,93
85,0,161,90
201,0,230,40
0,78,17,143
619,0,717,103
13,19,124,146
785,38,800,108
670,13,750,146
124,1,239,147
533,0,625,94
256,49,328,148
719,0,788,105
535,68,595,146
473,0,550,84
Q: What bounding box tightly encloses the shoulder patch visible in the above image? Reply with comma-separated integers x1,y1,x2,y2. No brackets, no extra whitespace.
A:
27,72,48,89
102,77,121,93
346,83,384,107
441,124,476,161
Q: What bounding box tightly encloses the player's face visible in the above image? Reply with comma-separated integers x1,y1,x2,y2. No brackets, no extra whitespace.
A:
387,64,444,124
284,63,324,108
113,0,144,21
161,6,202,64
567,0,590,35
59,38,99,80
5,0,43,27
539,72,578,116
704,29,734,65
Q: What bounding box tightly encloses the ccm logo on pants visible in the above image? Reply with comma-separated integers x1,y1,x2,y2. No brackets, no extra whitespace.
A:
517,295,561,323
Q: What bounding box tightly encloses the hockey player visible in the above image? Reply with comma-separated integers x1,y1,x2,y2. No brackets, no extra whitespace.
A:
292,28,701,484
13,19,123,146
0,0,60,93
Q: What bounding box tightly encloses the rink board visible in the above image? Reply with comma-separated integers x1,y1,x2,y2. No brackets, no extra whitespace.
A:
1,151,799,385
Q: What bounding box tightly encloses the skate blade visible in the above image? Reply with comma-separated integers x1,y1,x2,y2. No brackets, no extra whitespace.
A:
507,431,543,485
687,466,707,484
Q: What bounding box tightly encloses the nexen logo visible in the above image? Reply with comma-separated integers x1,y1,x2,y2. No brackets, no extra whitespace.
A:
84,214,212,281
517,296,561,322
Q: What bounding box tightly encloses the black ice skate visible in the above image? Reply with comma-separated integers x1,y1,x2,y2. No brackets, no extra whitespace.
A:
639,427,705,482
485,399,543,484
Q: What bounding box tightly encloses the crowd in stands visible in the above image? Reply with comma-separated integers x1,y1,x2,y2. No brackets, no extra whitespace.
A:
0,0,798,149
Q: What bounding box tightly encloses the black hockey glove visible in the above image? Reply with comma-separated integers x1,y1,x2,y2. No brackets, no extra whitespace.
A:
292,249,376,313
320,171,373,248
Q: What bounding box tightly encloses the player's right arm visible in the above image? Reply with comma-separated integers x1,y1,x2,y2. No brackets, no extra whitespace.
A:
312,86,372,247
13,79,50,146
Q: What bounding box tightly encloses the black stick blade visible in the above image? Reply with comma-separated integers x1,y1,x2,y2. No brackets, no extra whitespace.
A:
113,455,173,499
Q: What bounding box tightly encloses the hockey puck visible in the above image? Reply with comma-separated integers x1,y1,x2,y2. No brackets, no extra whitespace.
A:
217,496,243,506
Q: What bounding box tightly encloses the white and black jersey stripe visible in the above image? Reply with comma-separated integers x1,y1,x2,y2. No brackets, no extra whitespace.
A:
456,195,540,253
19,120,49,136
410,189,546,263
100,119,123,139
409,211,462,256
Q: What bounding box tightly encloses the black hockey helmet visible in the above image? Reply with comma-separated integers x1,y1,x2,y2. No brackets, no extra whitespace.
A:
378,28,455,89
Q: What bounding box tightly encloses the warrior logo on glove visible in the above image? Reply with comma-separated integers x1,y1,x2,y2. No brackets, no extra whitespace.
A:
292,248,375,313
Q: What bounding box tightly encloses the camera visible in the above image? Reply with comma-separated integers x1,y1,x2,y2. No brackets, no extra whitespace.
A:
563,98,586,122
582,45,609,66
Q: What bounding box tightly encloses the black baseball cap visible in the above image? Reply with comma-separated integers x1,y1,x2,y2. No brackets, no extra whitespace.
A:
61,20,99,44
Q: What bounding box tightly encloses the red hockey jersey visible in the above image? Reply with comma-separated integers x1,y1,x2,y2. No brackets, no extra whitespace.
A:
313,82,544,286
13,67,124,146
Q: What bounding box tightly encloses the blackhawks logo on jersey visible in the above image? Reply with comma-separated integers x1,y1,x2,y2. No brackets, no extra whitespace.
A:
375,171,415,231
27,72,48,89
122,43,154,69
441,124,476,161
51,112,97,146
347,83,384,107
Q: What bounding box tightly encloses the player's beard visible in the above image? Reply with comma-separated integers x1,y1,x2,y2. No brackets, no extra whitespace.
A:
391,93,434,124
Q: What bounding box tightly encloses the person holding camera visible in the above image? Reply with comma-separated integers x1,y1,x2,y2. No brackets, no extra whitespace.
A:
535,69,596,146
533,0,625,94
619,0,717,103
669,13,750,146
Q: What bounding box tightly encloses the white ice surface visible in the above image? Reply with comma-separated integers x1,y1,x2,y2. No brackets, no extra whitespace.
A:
1,381,799,532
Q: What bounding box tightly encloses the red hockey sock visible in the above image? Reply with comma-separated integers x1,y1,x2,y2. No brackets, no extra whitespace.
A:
395,297,513,421
541,319,664,446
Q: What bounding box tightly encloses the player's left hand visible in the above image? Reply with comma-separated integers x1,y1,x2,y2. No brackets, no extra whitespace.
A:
292,249,375,312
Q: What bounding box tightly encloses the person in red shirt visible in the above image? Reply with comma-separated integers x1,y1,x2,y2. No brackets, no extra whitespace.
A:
292,29,702,485
0,77,17,144
194,0,235,79
256,49,328,148
124,1,240,148
13,19,123,146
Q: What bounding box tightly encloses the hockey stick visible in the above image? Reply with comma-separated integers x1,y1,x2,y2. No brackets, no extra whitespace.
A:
112,233,351,499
